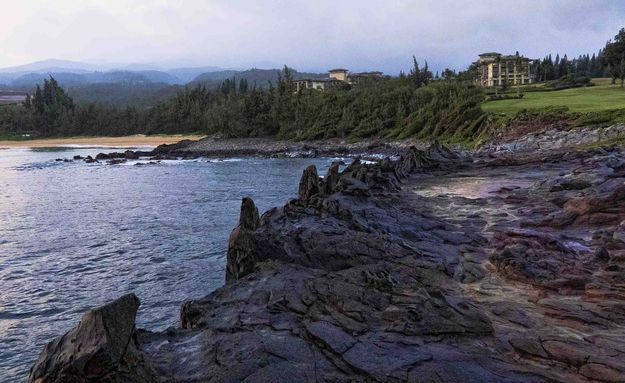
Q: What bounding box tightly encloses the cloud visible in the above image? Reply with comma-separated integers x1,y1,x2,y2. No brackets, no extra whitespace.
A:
0,0,623,73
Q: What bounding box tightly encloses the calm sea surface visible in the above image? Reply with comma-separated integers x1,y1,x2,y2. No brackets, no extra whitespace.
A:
0,146,335,382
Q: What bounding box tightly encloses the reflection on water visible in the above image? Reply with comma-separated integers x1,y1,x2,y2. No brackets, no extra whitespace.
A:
0,146,335,381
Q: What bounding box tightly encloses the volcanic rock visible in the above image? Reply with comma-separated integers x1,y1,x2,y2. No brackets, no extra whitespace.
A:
28,294,159,383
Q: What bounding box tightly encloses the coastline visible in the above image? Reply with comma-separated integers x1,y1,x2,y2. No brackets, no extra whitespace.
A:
47,123,625,163
28,141,625,382
0,134,206,149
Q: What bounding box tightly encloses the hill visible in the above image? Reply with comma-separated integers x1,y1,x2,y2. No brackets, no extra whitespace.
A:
7,70,181,88
0,65,329,107
191,68,326,88
0,59,231,87
66,82,181,107
0,60,329,90
166,66,228,83
0,58,108,74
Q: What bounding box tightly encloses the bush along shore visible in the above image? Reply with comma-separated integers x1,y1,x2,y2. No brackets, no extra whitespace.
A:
29,140,625,382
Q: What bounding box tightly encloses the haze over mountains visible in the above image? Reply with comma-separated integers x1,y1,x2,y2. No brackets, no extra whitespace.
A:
0,58,324,87
0,58,329,107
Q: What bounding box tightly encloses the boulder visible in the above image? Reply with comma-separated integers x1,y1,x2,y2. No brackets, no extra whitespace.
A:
28,294,159,383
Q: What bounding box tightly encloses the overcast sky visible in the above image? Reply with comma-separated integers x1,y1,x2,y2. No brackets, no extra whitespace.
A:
1,0,624,73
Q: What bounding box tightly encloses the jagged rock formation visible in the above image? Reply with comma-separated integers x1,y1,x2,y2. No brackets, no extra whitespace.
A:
172,144,547,382
28,294,160,383
29,143,625,382
225,197,260,282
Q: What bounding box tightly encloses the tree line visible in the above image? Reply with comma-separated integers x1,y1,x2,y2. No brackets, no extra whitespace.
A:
0,61,489,143
143,61,487,142
533,52,606,82
533,28,625,86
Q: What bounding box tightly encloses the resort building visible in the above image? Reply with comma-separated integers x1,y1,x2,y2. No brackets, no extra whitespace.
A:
349,71,384,85
475,52,534,87
294,78,344,92
328,68,349,81
294,68,383,92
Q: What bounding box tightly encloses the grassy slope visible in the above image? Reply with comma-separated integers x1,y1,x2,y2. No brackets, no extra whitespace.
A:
482,78,625,115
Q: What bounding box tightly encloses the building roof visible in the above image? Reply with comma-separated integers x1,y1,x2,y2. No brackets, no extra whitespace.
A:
328,68,348,73
479,52,501,57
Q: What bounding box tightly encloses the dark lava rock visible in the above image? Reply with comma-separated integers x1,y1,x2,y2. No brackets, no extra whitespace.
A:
33,143,625,382
489,228,592,288
225,197,260,282
596,246,611,262
151,139,194,155
323,162,341,194
298,165,320,201
124,150,139,159
84,155,97,164
168,144,546,382
28,294,159,383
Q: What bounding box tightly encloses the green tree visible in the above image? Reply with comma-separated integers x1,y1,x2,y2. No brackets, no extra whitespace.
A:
602,28,625,87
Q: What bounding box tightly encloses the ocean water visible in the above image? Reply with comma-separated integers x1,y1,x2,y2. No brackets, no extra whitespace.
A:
0,146,335,382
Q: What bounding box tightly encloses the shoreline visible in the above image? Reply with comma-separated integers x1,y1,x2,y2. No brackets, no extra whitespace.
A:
29,142,625,381
0,134,206,149
61,122,625,162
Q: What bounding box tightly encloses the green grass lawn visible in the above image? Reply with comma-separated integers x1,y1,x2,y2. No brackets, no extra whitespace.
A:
482,79,625,115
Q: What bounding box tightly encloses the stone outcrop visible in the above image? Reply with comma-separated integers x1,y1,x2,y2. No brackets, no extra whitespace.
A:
297,165,320,201
225,197,260,282
28,294,159,383
481,123,625,153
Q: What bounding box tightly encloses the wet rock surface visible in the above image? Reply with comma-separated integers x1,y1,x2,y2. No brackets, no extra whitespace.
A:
30,143,625,382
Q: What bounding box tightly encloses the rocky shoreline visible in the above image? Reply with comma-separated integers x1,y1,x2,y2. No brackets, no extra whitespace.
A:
65,137,438,166
57,124,624,167
481,123,625,154
30,138,625,382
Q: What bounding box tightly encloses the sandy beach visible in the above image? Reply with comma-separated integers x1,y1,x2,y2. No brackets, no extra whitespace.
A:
0,134,204,148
